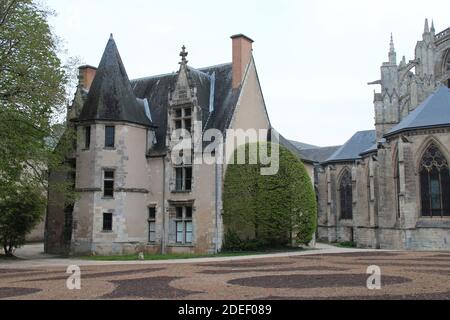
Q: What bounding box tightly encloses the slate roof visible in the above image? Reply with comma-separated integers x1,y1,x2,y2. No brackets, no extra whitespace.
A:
385,85,450,137
289,140,318,150
131,63,239,154
299,146,342,163
360,143,378,157
322,130,377,164
78,36,153,127
274,132,315,164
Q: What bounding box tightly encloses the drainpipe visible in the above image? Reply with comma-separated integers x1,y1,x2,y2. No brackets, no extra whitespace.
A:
215,162,220,253
161,158,166,254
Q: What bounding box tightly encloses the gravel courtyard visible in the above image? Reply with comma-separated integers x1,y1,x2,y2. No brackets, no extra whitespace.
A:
1,249,449,300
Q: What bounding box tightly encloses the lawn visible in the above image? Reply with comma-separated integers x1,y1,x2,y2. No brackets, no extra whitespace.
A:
333,241,358,248
81,247,309,261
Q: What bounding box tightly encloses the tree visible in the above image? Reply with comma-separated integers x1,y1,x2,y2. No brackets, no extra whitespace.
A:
0,185,46,256
223,143,317,250
0,1,75,255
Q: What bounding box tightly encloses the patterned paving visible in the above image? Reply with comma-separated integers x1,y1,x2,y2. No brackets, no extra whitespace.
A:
0,251,449,300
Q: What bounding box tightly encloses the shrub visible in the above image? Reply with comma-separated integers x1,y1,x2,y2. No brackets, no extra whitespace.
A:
0,186,46,256
223,142,317,250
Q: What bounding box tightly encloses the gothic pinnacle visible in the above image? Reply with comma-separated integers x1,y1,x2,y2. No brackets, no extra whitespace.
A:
390,33,395,52
424,18,429,33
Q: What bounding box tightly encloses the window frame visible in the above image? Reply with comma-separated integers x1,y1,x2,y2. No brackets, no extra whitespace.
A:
419,144,450,218
148,207,157,243
105,125,115,149
102,212,113,232
84,126,91,150
172,106,193,134
174,166,193,192
103,169,115,198
339,169,353,220
174,206,193,244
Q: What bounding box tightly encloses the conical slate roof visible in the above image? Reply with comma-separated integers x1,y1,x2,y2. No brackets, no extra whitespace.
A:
386,85,450,137
78,35,153,127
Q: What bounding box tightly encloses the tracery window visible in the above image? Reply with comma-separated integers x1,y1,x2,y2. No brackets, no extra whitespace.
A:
446,53,450,71
446,53,450,88
339,170,353,220
420,144,450,217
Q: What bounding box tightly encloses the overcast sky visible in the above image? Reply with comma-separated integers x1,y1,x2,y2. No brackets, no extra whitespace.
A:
44,0,449,147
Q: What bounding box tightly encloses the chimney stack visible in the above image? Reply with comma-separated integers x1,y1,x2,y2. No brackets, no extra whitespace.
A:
78,65,97,91
231,34,254,89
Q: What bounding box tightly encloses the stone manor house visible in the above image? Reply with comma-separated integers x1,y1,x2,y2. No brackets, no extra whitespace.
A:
45,34,274,255
45,20,450,255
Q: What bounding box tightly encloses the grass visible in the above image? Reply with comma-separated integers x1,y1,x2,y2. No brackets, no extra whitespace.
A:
333,241,358,248
80,247,310,261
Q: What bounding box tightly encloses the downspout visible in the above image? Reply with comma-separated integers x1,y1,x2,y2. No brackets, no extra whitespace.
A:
215,162,220,253
161,157,166,254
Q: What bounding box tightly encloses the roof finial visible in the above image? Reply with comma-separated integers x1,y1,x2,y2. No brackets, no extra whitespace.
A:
424,18,429,33
179,45,188,65
431,20,435,33
110,33,114,40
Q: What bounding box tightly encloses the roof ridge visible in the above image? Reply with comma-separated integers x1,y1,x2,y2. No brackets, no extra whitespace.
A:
131,62,232,83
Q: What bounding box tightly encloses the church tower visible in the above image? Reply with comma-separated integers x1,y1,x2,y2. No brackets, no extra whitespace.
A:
372,34,400,139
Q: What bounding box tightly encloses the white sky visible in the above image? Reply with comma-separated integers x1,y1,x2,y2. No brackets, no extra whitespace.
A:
44,0,450,147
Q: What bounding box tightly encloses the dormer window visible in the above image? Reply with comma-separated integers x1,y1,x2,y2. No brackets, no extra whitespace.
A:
173,106,192,134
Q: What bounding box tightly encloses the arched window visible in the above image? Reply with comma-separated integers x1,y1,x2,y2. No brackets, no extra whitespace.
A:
394,148,401,219
339,169,353,220
447,53,450,72
420,143,450,217
445,53,450,88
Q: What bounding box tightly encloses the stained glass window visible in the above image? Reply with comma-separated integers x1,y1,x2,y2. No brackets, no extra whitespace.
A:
339,170,353,220
420,144,450,217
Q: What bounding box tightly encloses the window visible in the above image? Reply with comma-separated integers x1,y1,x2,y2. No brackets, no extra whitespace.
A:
148,207,156,243
103,212,113,231
420,144,450,217
174,166,192,192
339,170,353,220
105,126,115,148
174,206,193,244
173,107,192,133
394,149,401,219
84,126,91,149
104,170,115,198
446,54,450,71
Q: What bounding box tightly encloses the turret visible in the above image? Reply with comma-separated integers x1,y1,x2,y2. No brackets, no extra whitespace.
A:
71,35,156,254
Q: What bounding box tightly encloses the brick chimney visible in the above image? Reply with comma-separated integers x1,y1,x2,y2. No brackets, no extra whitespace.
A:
78,65,97,91
231,34,254,89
